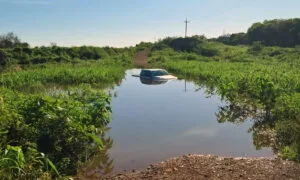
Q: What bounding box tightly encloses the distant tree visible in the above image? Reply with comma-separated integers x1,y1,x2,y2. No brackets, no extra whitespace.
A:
212,18,300,47
215,33,248,45
0,32,22,48
94,48,108,59
20,42,30,48
191,35,207,41
50,42,57,47
78,46,94,59
135,41,153,51
153,36,219,56
247,18,300,47
167,37,203,53
0,49,7,65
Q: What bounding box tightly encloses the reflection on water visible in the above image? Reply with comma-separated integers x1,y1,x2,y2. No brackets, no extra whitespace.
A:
216,98,278,153
140,77,168,85
77,127,114,179
106,69,274,172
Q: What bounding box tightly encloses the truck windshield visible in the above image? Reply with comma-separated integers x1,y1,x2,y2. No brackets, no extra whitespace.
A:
152,70,169,76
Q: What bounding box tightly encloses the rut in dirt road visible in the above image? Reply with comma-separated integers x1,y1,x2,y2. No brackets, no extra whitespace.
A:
135,48,151,68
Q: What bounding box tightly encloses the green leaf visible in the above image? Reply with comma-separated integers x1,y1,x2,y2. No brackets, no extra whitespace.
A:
46,158,60,176
0,130,8,135
87,133,103,148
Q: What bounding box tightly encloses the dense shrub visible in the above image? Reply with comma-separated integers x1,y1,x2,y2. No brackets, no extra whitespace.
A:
0,45,135,67
0,49,7,65
136,41,153,51
248,41,264,54
215,33,249,45
0,86,112,177
153,36,219,57
200,45,219,57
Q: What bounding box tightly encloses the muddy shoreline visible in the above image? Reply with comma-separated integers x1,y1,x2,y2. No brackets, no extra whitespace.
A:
107,154,300,180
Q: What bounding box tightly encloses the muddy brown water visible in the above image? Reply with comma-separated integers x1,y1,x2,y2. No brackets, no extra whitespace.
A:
103,69,273,173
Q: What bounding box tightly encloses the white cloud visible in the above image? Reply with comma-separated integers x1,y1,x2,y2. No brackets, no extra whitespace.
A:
182,125,220,137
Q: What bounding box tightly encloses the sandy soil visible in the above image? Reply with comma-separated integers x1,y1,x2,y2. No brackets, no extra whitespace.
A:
108,154,300,180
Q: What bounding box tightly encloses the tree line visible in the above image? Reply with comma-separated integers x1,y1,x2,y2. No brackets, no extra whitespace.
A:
214,18,300,47
0,32,135,68
1,18,300,68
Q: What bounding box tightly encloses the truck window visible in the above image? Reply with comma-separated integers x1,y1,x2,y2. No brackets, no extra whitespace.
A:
141,70,151,77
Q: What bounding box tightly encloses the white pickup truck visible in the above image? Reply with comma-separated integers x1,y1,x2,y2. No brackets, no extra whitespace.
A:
140,69,177,80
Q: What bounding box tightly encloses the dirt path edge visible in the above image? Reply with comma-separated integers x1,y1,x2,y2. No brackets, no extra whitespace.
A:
109,154,300,180
134,48,151,68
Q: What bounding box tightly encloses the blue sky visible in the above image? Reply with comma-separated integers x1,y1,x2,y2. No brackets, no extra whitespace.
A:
0,0,299,47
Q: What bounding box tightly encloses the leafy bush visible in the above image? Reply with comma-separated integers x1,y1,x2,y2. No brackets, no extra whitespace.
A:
136,42,153,51
0,145,58,179
152,43,169,51
152,36,220,57
0,85,112,176
215,32,249,45
0,49,7,65
200,45,219,57
248,41,264,54
186,53,198,60
0,43,135,67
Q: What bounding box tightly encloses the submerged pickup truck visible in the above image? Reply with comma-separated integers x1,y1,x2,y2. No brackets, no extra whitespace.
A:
139,69,177,80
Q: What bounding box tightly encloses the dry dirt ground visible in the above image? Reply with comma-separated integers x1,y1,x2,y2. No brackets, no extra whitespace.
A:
134,49,151,67
107,154,300,180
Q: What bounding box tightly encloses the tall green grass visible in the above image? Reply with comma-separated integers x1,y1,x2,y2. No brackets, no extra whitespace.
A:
0,60,129,92
0,59,130,178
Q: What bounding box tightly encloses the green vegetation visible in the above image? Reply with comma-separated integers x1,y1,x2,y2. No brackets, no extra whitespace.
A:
149,35,300,162
0,61,129,178
0,45,134,68
0,85,113,178
0,32,29,49
1,17,300,178
0,60,127,92
215,18,300,47
0,33,135,178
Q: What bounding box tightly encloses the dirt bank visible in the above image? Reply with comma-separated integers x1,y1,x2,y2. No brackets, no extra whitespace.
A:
108,154,300,180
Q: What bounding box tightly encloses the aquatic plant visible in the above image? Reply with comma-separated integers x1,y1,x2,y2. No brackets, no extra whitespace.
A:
0,60,128,92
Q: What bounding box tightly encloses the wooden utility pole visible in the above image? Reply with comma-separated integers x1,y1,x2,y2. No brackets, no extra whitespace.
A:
184,18,190,92
184,18,190,38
